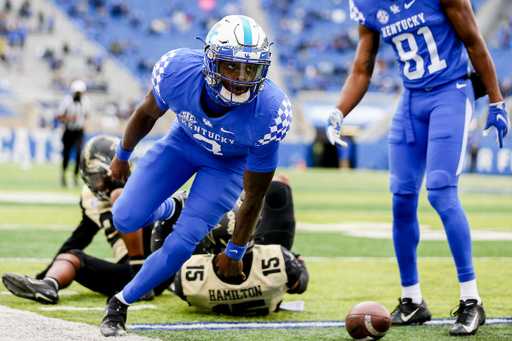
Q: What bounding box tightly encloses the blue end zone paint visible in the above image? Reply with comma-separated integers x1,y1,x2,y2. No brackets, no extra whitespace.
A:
128,318,512,331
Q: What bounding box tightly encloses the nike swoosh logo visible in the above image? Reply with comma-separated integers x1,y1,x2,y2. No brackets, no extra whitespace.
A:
35,293,53,302
221,128,235,134
456,83,467,89
401,308,420,322
497,114,508,125
404,0,415,9
462,312,479,333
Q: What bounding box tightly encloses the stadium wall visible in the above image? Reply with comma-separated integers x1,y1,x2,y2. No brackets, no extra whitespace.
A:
0,128,314,169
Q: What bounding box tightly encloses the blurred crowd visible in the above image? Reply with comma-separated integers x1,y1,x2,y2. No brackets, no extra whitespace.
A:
3,0,512,101
489,12,512,98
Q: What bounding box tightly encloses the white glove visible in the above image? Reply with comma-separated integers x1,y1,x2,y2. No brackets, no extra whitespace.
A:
326,108,348,148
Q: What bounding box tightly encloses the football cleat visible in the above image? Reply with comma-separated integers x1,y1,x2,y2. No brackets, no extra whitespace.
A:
100,296,128,337
150,191,188,253
390,298,431,325
2,273,59,304
450,299,486,336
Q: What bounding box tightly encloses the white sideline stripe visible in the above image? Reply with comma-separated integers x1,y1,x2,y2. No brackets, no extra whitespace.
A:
38,304,158,311
127,318,512,331
0,257,116,262
1,290,77,296
0,224,75,230
296,222,512,241
0,191,79,204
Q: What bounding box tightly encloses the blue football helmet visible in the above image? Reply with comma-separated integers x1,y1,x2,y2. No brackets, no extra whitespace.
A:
201,15,271,106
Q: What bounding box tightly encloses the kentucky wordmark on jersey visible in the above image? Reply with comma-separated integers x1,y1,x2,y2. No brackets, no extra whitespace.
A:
350,0,469,88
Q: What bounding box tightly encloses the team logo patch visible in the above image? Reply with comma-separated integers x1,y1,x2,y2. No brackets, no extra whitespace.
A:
389,4,400,14
177,111,197,125
203,118,213,127
377,10,389,24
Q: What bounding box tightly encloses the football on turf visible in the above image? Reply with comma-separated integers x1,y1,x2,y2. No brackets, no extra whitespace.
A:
345,301,391,340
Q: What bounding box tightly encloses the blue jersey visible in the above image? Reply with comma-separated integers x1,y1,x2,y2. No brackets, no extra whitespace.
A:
151,48,292,172
350,0,469,89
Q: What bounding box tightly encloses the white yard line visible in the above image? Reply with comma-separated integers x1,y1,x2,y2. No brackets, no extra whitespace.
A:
0,191,79,204
296,222,512,241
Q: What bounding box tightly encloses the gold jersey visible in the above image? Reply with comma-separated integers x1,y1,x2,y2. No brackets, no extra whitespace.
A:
179,245,289,315
80,185,128,262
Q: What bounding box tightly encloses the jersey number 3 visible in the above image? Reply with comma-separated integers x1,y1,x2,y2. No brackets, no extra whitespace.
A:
392,26,447,80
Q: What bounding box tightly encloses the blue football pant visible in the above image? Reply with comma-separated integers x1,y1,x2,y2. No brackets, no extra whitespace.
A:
113,128,245,302
388,77,476,286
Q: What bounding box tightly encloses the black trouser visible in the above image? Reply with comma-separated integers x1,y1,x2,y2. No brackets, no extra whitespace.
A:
255,180,296,251
68,249,132,297
62,129,84,176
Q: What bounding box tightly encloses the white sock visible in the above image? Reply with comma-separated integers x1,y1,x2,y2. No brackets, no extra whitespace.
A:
460,279,481,304
115,291,131,306
402,283,422,304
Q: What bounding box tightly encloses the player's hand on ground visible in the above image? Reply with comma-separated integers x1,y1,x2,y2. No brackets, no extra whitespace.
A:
110,156,131,182
326,108,348,148
483,101,510,148
215,252,246,280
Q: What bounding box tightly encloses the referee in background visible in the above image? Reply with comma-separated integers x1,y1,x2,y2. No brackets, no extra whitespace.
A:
56,79,90,187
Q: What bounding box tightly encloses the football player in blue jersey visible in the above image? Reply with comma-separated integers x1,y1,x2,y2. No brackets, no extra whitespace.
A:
99,15,292,336
326,0,509,336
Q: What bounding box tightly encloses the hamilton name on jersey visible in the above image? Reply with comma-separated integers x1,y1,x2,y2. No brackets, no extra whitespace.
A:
209,285,263,302
177,111,236,147
380,12,426,38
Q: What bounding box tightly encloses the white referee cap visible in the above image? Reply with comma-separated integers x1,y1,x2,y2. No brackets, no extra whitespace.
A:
70,80,87,93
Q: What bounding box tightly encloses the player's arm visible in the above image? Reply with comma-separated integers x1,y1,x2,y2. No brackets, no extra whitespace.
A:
442,0,509,147
335,23,380,116
216,169,275,279
110,90,166,182
284,249,309,294
441,0,502,103
327,24,380,147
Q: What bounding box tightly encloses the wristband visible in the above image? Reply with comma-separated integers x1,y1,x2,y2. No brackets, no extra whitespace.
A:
224,240,248,260
116,140,133,161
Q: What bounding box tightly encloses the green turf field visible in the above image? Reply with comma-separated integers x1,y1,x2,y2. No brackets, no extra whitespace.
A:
1,164,511,340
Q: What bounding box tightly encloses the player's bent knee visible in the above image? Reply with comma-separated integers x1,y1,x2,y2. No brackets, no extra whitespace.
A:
426,170,453,190
272,174,290,186
427,187,459,212
389,175,417,195
112,199,142,233
55,252,82,271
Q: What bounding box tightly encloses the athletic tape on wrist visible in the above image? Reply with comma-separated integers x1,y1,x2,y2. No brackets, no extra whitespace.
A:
225,240,248,260
333,108,344,125
116,140,133,161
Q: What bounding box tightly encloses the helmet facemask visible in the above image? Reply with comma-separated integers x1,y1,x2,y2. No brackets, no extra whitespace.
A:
81,169,112,201
79,135,125,201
